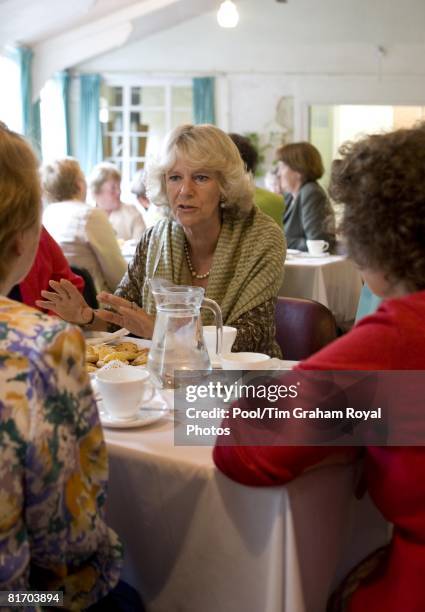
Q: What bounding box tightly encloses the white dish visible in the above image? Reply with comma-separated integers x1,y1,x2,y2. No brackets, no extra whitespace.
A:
286,248,302,254
302,252,330,258
98,402,168,429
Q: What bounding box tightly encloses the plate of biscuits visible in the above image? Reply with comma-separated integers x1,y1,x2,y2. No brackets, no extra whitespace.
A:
85,338,151,374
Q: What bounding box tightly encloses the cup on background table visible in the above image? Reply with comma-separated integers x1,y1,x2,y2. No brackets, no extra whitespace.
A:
306,239,329,255
203,325,237,366
96,366,155,420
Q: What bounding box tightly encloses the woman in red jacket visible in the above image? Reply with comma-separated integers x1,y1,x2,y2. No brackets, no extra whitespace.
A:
8,226,84,312
214,124,425,612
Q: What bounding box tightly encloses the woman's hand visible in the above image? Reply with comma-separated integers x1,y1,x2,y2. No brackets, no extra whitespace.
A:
36,279,95,324
96,292,155,339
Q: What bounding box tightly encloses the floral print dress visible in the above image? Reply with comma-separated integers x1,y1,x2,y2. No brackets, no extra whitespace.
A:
0,297,122,610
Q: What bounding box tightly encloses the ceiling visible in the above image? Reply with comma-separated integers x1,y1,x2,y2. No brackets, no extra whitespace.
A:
2,0,425,94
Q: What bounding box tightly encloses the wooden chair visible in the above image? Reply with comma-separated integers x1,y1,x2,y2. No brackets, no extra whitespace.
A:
275,296,338,360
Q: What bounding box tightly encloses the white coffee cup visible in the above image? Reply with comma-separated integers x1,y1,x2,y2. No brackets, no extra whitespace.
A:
203,325,237,364
306,239,329,255
96,366,155,420
220,352,271,370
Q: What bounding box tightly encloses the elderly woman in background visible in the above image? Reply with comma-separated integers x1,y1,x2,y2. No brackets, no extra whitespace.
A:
277,142,336,251
42,158,127,293
215,124,425,612
130,168,167,228
89,162,146,241
0,123,124,609
38,124,286,357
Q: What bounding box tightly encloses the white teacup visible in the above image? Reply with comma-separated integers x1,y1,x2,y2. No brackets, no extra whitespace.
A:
220,352,271,370
203,326,237,364
306,239,329,255
96,366,155,420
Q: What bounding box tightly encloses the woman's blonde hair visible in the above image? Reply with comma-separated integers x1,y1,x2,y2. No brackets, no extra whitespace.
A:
0,123,41,282
146,124,254,215
41,157,85,203
88,162,121,196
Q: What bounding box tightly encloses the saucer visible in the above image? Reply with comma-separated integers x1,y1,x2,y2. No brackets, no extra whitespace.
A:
98,403,168,429
301,252,330,258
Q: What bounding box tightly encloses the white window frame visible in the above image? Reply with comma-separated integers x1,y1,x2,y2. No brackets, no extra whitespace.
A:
101,74,193,188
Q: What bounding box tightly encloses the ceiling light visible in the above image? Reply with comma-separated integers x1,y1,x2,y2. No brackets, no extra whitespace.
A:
217,1,239,28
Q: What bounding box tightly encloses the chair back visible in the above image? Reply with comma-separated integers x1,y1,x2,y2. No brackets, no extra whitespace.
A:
70,266,98,309
275,296,337,360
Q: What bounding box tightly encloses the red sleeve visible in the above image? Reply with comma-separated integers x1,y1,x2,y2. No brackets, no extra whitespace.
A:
43,228,84,293
20,227,84,312
213,306,400,487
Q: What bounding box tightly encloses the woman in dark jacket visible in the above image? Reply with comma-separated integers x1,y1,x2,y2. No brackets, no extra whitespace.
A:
277,141,336,252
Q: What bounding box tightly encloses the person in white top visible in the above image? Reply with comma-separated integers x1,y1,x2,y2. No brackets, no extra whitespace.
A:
41,158,127,293
89,162,146,241
130,169,168,229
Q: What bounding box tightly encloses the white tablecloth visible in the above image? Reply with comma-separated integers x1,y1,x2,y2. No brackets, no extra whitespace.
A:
280,255,363,328
104,393,389,612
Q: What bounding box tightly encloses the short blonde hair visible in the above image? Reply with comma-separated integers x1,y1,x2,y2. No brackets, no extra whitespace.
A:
89,162,121,196
276,142,324,183
41,157,85,203
146,124,254,215
0,123,41,281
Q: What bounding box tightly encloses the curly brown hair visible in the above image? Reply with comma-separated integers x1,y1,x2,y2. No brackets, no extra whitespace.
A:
276,142,324,182
330,123,425,290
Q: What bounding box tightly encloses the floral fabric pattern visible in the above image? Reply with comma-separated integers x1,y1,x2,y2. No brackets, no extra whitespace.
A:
0,298,122,610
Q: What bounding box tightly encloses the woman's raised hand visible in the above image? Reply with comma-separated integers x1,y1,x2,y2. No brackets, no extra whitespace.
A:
96,292,155,339
36,279,94,324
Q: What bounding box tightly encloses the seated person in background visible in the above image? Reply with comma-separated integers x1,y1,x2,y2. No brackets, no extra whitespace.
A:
214,124,425,612
37,124,286,357
89,162,146,241
130,168,168,229
229,133,285,230
8,225,84,313
42,158,127,293
276,142,336,251
0,123,123,610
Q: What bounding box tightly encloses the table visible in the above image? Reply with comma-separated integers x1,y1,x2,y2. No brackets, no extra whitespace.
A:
280,255,363,329
104,394,389,612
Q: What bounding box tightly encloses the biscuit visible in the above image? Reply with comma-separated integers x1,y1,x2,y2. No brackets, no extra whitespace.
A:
86,363,97,373
103,351,137,363
114,342,139,352
86,346,99,363
132,349,149,366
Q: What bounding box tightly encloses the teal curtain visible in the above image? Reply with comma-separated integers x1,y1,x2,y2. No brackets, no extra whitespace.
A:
193,77,215,125
12,46,41,156
79,74,102,174
355,284,382,322
56,70,72,155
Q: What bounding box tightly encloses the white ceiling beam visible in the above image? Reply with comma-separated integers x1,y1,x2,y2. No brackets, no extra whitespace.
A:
32,0,181,98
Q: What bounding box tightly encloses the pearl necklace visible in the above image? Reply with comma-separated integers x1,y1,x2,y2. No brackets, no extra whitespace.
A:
184,240,211,279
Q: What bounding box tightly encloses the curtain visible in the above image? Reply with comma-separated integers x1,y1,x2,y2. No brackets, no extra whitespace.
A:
12,46,41,156
193,77,215,125
56,70,72,155
79,74,102,175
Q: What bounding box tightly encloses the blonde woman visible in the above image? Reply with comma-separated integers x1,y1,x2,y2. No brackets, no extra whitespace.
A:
0,124,124,608
39,124,286,357
42,158,127,292
89,161,146,241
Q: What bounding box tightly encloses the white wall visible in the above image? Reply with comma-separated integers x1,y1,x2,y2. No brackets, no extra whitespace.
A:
78,0,425,162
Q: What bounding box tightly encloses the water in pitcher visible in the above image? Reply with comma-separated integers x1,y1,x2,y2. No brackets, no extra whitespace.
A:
147,282,222,389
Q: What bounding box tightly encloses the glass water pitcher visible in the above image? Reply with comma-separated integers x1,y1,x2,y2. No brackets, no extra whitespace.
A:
147,282,223,388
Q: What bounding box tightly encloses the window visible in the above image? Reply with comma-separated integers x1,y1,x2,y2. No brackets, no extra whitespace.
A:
0,53,22,133
101,79,193,190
